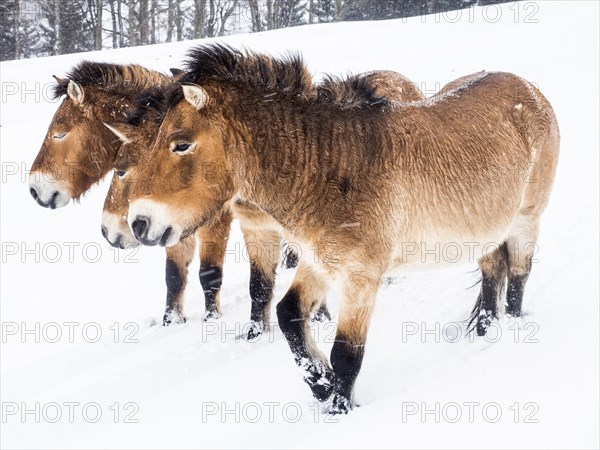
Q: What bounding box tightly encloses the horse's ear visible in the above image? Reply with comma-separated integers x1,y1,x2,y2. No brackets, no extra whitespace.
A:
103,122,135,144
169,68,183,76
182,84,208,110
67,80,85,105
52,75,66,84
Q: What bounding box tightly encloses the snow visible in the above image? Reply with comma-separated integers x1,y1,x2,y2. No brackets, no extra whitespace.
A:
1,1,598,448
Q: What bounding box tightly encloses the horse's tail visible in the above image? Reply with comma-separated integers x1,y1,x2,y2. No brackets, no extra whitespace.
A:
466,274,483,333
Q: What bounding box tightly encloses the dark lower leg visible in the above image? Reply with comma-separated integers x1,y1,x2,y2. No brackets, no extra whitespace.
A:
330,336,365,413
472,243,508,336
475,276,501,336
200,262,223,319
247,262,276,339
164,258,188,325
277,287,333,401
506,274,529,317
197,211,231,320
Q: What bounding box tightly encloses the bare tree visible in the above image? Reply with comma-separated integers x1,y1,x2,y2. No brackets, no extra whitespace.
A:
14,0,21,58
139,0,148,44
128,0,137,45
248,0,262,31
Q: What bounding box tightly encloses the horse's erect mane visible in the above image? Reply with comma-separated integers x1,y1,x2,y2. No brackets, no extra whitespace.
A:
179,44,313,99
316,74,388,108
52,61,170,100
166,43,388,111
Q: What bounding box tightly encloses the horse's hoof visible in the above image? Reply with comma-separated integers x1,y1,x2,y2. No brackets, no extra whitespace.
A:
324,394,352,415
306,368,334,401
202,310,222,321
246,321,263,341
475,310,495,336
163,312,186,326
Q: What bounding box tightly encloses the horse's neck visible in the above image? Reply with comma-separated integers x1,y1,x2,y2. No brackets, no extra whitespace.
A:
228,100,365,237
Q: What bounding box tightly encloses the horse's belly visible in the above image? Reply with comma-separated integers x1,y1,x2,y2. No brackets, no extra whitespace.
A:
389,229,509,273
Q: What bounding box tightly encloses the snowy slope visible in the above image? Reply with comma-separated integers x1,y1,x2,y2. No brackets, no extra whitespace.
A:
1,1,598,448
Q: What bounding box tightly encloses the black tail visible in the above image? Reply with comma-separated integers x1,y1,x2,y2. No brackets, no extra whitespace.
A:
465,273,483,334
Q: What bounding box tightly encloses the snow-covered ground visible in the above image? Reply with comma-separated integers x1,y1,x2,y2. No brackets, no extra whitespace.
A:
1,1,598,448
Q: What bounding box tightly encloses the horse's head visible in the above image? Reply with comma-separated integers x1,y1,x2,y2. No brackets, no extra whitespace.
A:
101,121,148,249
29,76,124,208
126,83,235,247
29,63,170,209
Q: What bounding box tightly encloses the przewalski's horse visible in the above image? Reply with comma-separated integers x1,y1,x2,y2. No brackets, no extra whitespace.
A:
103,70,425,336
123,44,559,413
29,63,170,208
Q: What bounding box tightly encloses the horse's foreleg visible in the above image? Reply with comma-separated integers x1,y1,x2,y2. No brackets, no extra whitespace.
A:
197,209,232,320
328,274,379,414
240,222,280,339
277,263,333,401
163,235,196,325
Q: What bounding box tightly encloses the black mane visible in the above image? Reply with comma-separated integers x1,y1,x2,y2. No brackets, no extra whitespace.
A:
317,73,389,108
165,43,387,111
179,44,313,99
125,86,167,125
52,61,170,100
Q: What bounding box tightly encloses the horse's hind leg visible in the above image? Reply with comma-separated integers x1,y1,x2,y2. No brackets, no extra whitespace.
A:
197,209,232,320
163,235,196,325
471,243,509,336
505,215,539,317
240,221,280,339
277,263,333,401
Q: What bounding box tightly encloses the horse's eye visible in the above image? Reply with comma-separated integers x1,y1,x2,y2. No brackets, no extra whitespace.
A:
53,132,67,140
115,169,126,179
172,143,192,154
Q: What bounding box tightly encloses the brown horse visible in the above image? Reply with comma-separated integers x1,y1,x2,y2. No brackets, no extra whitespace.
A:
123,44,559,413
102,69,424,334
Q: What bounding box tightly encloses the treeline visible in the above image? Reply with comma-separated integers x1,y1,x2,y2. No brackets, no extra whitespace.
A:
1,0,511,61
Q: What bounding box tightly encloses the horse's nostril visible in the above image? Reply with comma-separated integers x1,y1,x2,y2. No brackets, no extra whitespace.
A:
159,227,173,247
131,217,150,240
30,187,38,200
48,191,59,209
101,226,108,239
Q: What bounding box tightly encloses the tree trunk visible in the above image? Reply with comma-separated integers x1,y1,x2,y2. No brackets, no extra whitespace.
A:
139,0,148,44
128,0,137,46
167,0,174,41
248,0,261,32
14,0,21,58
95,0,103,50
334,0,342,20
175,0,182,41
194,0,206,38
117,0,124,46
110,0,118,48
150,0,157,44
53,0,60,55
